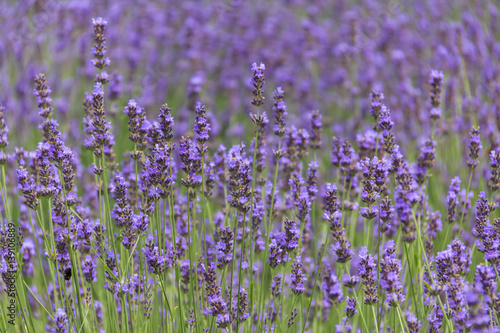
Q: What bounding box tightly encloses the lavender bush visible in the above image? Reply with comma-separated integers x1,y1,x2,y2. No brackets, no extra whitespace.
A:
1,1,500,332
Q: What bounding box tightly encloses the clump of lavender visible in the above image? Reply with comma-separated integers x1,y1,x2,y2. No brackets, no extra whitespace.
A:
435,239,471,282
429,70,444,120
7,11,500,333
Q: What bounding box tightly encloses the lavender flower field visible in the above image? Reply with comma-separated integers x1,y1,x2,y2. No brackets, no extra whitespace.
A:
2,0,500,332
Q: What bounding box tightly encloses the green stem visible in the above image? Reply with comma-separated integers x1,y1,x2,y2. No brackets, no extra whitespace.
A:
458,167,474,236
301,232,329,333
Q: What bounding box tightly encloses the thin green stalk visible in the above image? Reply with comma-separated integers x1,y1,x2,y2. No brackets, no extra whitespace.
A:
402,242,420,319
458,167,474,236
185,190,200,333
235,213,248,333
257,138,282,331
283,294,298,332
371,306,380,333
228,210,240,316
301,232,329,333
201,155,208,266
22,279,53,320
396,304,410,332
247,110,261,326
158,276,174,326
376,196,382,327
276,254,291,332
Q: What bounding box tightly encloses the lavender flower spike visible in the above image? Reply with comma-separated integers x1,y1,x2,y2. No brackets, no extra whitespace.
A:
429,69,444,120
91,17,110,70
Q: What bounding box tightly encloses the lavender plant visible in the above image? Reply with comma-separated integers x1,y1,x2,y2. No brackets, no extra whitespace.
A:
1,3,500,333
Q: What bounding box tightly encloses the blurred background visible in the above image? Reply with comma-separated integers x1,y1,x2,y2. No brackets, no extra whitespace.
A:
0,0,499,181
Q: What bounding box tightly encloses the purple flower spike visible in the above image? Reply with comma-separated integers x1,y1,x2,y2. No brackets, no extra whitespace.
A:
194,102,211,153
290,256,306,295
272,86,287,137
380,241,405,307
216,226,234,269
91,17,110,71
309,110,323,150
321,265,343,308
250,62,265,107
369,90,384,124
0,104,8,153
123,99,148,153
358,247,378,305
488,148,500,191
429,70,444,120
446,177,461,224
51,308,68,333
467,127,482,168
